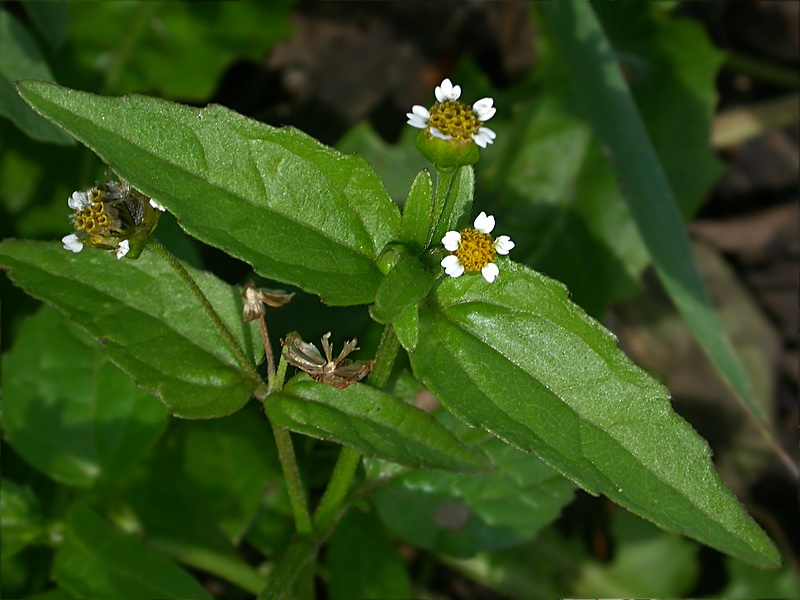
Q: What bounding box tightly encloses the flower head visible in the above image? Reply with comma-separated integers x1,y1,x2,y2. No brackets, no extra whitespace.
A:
242,280,295,322
281,331,375,389
61,178,162,260
440,211,514,283
407,79,496,148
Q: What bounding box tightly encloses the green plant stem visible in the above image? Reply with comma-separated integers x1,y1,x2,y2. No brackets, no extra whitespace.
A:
428,166,457,247
271,422,313,536
726,52,800,90
256,537,318,600
148,537,265,595
148,239,265,394
311,325,401,536
258,314,277,391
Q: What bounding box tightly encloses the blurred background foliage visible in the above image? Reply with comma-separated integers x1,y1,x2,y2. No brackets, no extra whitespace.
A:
1,1,797,599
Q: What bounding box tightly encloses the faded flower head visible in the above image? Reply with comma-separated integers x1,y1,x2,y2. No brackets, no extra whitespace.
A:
242,280,295,322
407,78,497,167
281,331,375,389
61,178,164,260
440,211,514,283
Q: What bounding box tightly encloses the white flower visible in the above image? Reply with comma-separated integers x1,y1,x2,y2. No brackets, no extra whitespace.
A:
149,199,166,211
115,239,130,259
68,190,91,211
439,211,513,283
406,78,497,147
62,234,83,253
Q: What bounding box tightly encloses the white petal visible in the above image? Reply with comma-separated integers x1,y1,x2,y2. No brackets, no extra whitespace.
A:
429,127,452,141
435,78,461,103
472,97,496,121
62,234,83,253
441,230,461,252
412,105,430,119
494,235,515,255
472,127,496,148
481,262,499,283
473,211,495,234
441,255,465,278
149,199,166,211
115,239,130,259
407,114,428,129
68,190,91,211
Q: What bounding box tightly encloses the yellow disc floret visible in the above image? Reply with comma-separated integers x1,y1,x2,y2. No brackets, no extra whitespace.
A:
453,228,496,272
427,100,483,143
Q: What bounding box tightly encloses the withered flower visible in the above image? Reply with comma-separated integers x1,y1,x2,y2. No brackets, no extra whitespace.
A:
242,281,295,322
281,331,375,389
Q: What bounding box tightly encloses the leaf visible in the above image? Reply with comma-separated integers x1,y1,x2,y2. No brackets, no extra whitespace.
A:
66,0,292,101
0,240,263,419
1,305,168,487
399,169,433,253
393,304,419,353
326,509,412,600
541,3,764,425
370,254,435,324
374,413,575,557
0,11,72,144
53,501,213,600
267,375,490,473
16,81,401,306
123,403,281,551
410,262,779,568
432,166,475,247
573,510,699,598
0,479,46,561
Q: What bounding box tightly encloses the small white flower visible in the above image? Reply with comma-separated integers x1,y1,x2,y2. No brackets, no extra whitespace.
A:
435,78,461,102
68,190,91,211
115,239,130,259
62,234,83,253
149,199,166,211
406,79,497,147
494,235,515,255
473,211,495,234
439,211,513,283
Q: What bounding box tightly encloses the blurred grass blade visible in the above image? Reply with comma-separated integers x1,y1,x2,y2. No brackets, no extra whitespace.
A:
540,3,767,427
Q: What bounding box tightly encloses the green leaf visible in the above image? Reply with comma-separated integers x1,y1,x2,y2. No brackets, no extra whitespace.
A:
432,166,475,247
326,509,412,600
371,254,435,324
410,262,779,568
267,375,490,473
123,403,281,551
573,510,699,598
15,81,401,306
374,413,575,557
0,240,263,419
399,169,434,253
1,305,168,487
53,501,213,600
0,11,72,144
393,304,419,353
66,0,292,101
541,3,763,425
0,480,46,561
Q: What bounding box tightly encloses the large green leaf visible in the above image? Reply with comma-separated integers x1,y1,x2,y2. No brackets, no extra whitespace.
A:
2,306,168,486
0,479,46,561
123,403,281,552
16,81,401,306
0,11,72,144
410,262,779,568
0,240,263,419
374,413,576,558
325,509,412,600
267,375,490,473
53,501,212,600
540,3,764,426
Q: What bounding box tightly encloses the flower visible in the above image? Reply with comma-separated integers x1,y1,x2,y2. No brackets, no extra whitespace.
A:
406,78,497,148
440,211,514,283
242,280,295,322
61,178,161,260
281,331,375,389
